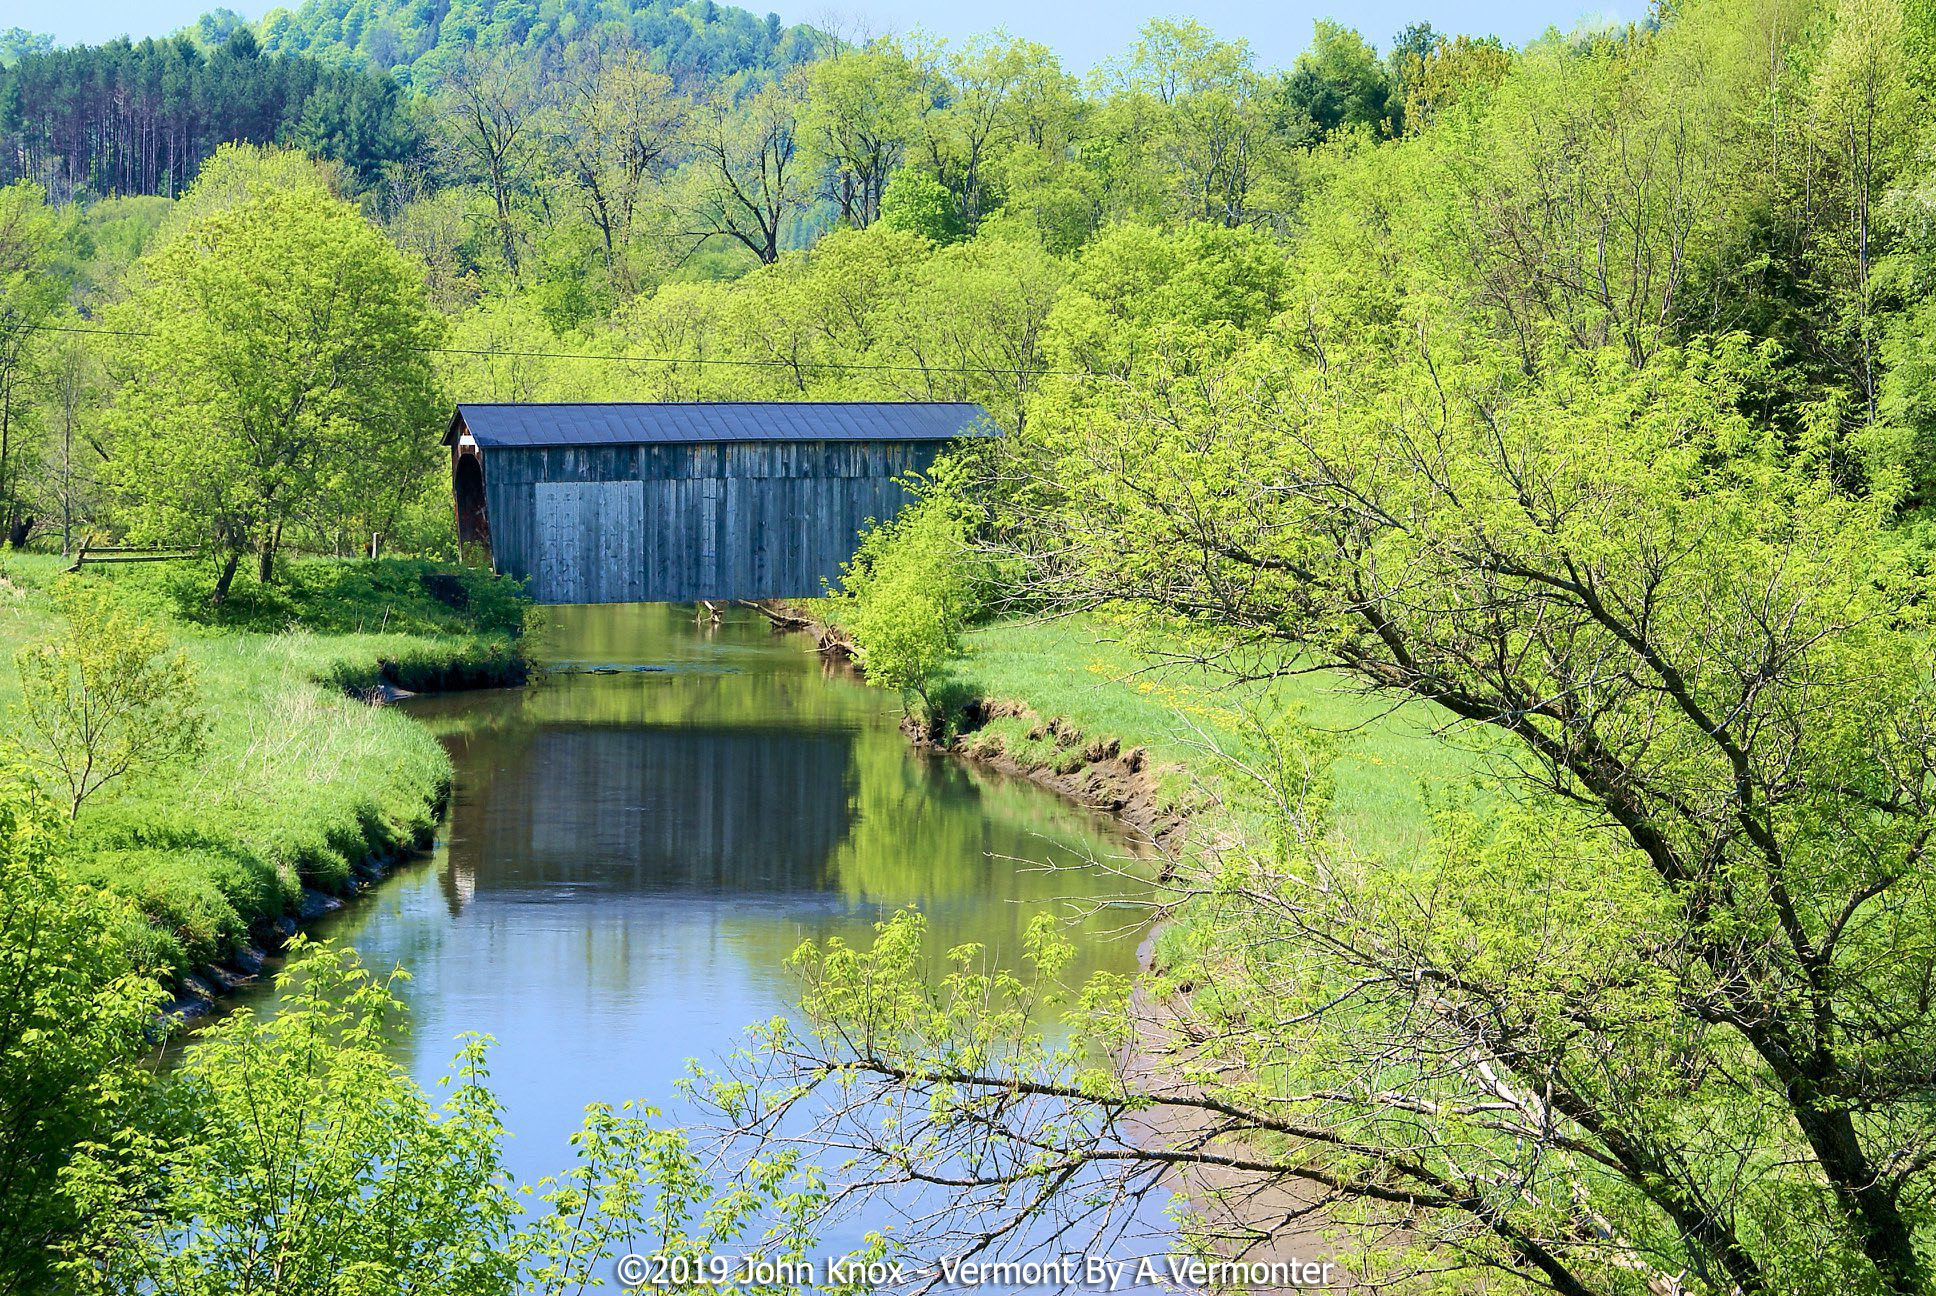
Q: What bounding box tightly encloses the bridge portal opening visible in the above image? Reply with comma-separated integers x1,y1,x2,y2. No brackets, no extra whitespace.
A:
453,448,490,545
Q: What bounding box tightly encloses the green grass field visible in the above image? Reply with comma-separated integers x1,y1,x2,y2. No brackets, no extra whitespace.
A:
0,551,525,979
937,613,1490,984
946,614,1481,866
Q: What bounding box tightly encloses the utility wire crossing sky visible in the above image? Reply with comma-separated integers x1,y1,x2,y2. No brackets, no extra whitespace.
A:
28,321,1107,382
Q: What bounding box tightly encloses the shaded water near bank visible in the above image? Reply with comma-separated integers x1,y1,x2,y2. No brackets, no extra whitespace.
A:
228,604,1163,1271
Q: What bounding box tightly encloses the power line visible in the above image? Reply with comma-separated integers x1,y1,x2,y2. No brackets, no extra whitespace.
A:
29,321,1101,383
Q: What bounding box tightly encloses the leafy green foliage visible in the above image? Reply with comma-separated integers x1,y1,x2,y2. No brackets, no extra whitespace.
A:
0,774,161,1295
879,168,962,242
0,29,52,70
1396,32,1510,132
64,940,831,1296
520,1100,829,1296
830,474,986,722
697,910,1142,1277
63,943,521,1296
1040,219,1289,376
538,44,688,298
106,148,446,601
682,70,813,265
682,0,1936,1290
10,582,207,819
803,46,923,229
1278,19,1398,138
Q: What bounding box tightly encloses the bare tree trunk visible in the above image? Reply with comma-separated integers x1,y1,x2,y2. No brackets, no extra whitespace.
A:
257,522,283,585
211,550,241,605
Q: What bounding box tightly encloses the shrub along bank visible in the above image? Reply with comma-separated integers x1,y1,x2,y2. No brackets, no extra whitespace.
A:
0,552,526,985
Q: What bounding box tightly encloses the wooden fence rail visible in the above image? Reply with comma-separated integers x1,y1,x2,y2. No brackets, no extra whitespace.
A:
66,539,202,573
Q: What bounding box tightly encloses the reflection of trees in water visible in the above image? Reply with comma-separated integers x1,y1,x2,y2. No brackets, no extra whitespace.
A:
424,602,1151,999
828,734,1145,904
807,729,1153,988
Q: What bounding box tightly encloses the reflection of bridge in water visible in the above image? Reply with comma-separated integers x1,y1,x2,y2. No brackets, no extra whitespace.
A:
439,723,856,914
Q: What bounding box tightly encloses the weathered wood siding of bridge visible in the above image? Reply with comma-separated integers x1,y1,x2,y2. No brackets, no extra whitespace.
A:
485,441,942,603
449,404,992,605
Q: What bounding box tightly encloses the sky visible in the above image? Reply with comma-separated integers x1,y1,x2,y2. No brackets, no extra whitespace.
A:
8,0,1619,74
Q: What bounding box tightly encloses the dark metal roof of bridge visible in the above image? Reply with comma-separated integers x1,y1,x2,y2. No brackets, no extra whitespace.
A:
448,402,997,449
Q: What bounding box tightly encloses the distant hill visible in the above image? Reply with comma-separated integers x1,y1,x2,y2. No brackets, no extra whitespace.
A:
0,0,826,206
253,0,827,89
0,28,54,68
0,31,420,201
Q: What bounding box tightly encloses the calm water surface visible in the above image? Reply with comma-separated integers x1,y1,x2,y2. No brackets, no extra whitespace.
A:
232,604,1163,1274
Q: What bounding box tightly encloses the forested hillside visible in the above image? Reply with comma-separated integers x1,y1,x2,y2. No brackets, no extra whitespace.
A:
256,0,825,88
0,31,420,198
0,0,825,206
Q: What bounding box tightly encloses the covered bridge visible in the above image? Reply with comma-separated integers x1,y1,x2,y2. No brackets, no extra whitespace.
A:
448,402,995,605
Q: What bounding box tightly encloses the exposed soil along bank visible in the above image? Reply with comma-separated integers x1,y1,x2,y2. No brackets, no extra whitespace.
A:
161,648,528,1024
1125,937,1368,1292
912,699,1192,854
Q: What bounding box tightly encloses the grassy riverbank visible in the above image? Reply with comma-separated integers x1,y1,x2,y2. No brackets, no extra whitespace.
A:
935,614,1475,866
0,552,525,981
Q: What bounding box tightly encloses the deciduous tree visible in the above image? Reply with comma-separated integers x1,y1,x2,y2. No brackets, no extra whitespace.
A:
1017,320,1936,1294
438,50,539,275
10,583,206,819
803,45,923,229
539,42,686,293
686,74,810,265
106,149,446,600
831,480,983,725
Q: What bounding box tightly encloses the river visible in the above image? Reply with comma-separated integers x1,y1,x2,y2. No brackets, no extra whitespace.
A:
228,603,1166,1282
